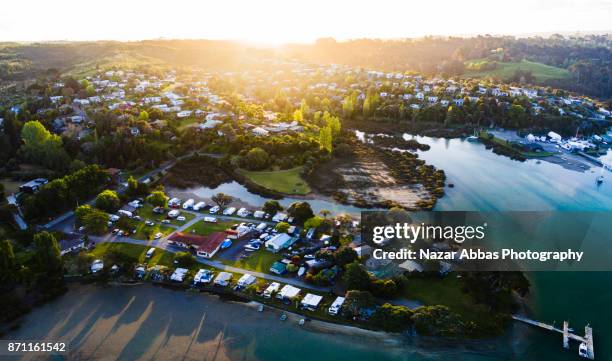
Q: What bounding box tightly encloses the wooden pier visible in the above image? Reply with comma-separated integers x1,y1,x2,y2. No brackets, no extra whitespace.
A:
513,315,594,359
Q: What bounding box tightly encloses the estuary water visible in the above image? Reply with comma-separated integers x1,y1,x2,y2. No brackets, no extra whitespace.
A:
6,135,612,361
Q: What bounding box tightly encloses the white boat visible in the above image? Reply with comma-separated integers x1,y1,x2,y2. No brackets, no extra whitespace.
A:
466,135,479,142
597,175,604,184
579,342,589,358
299,318,305,326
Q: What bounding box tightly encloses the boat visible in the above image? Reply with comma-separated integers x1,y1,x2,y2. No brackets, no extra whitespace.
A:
579,342,589,358
257,304,264,312
299,318,305,326
466,135,479,142
596,175,604,184
280,313,287,321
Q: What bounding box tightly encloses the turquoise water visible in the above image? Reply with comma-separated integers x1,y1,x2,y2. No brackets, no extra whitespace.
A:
8,136,612,361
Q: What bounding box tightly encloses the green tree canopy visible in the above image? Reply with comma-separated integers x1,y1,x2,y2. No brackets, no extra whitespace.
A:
33,232,62,275
343,261,371,291
287,201,314,224
95,189,120,213
147,190,169,208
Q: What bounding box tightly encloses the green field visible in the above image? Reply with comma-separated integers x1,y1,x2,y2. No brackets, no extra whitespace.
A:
464,59,571,82
240,166,311,195
89,242,175,267
402,276,494,326
184,219,234,236
221,250,282,273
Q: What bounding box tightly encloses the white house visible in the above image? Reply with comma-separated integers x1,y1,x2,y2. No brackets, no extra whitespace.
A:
171,268,188,282
265,233,297,252
237,274,256,288
263,282,281,298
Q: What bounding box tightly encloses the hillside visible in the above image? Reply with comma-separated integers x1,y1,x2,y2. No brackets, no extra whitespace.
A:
464,59,571,82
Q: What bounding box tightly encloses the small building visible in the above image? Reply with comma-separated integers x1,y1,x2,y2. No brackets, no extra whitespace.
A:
167,232,227,258
265,233,298,253
269,261,287,275
300,293,323,311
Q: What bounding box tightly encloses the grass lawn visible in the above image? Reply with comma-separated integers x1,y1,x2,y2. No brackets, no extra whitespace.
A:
138,204,195,226
133,222,174,240
239,166,311,195
90,242,175,267
464,59,570,82
221,250,282,273
177,117,199,130
0,179,21,194
184,219,234,236
402,276,494,325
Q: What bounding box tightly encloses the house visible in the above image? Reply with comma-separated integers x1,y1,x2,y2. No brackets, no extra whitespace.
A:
214,271,232,286
300,293,323,311
398,260,423,272
19,178,48,193
263,282,280,298
253,210,266,218
270,261,287,275
252,127,269,136
265,233,298,253
276,284,301,300
167,232,227,258
59,233,85,256
328,296,345,315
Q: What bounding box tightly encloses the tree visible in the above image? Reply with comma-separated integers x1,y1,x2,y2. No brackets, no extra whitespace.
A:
95,190,120,213
0,240,17,287
127,176,139,196
33,232,62,275
139,110,149,121
75,204,94,225
244,147,269,171
287,201,314,224
275,222,290,233
211,193,232,209
262,200,283,215
319,209,331,219
371,303,413,332
343,290,375,318
83,208,109,234
319,126,333,153
333,247,358,266
20,120,69,170
343,262,371,291
304,216,323,230
147,190,169,208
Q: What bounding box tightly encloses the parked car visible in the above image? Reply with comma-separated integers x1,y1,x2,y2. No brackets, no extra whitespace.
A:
161,219,171,224
145,220,154,226
177,216,186,221
154,232,163,239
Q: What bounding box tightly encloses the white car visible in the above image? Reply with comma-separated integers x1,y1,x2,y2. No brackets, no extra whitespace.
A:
161,219,171,224
154,232,163,239
209,206,220,214
177,216,186,221
145,220,154,226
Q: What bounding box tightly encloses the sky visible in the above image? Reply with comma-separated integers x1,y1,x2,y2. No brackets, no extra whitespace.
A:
1,0,610,44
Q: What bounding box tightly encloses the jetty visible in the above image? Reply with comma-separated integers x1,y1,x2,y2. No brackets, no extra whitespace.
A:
512,315,594,359
577,151,612,172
